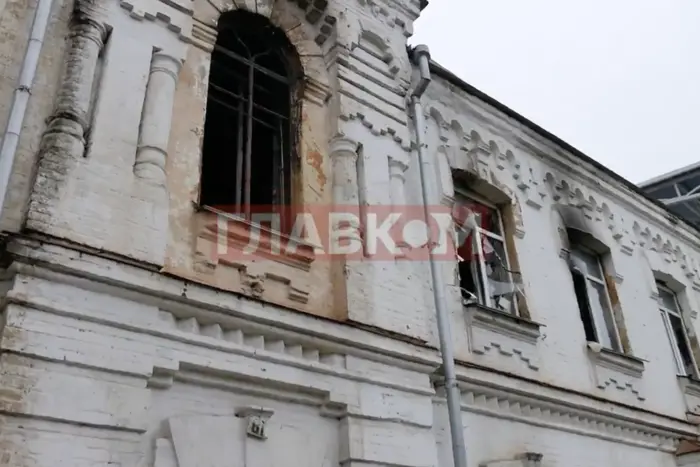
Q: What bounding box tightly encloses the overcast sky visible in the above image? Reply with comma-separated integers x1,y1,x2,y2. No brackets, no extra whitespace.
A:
410,0,699,185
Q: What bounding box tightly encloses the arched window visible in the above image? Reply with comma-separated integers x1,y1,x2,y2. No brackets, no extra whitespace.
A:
199,10,302,229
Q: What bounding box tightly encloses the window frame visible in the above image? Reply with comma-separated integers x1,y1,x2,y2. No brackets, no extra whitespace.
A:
657,282,699,378
198,10,302,234
454,190,518,315
569,245,623,352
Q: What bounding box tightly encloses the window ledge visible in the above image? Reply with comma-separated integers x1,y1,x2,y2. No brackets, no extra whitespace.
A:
678,376,700,421
196,204,317,271
679,375,700,396
586,342,645,378
465,303,543,344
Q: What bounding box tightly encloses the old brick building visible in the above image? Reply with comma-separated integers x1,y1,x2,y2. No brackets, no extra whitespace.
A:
1,0,700,465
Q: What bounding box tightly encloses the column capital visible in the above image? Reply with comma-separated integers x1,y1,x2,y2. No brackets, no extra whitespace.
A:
329,134,358,158
70,20,108,48
151,51,184,79
387,156,408,177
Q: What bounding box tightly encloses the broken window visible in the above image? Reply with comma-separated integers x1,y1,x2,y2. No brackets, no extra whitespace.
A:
199,10,302,231
657,282,698,377
568,246,622,352
454,195,523,314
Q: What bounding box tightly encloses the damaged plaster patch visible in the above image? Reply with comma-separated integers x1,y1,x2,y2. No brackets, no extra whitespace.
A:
306,149,326,189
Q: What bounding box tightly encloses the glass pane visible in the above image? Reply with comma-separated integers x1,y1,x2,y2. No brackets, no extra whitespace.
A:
589,280,620,351
669,313,695,375
662,313,686,375
483,238,516,314
454,198,501,236
571,248,603,279
658,286,679,312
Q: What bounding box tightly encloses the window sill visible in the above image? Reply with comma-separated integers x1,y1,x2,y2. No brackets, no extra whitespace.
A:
464,303,543,372
465,303,543,343
586,342,645,378
677,376,700,421
187,205,320,308
586,343,646,402
195,204,317,271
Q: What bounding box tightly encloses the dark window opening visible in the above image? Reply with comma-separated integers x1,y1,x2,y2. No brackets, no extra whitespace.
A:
572,268,597,342
657,281,698,376
669,313,695,374
199,10,302,232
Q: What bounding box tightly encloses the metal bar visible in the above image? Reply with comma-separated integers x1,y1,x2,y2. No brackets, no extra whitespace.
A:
214,44,289,84
272,131,280,208
411,43,468,467
662,192,700,206
673,183,684,197
209,83,289,120
209,61,276,96
278,119,287,230
278,120,286,206
244,59,255,219
235,84,244,213
207,96,277,129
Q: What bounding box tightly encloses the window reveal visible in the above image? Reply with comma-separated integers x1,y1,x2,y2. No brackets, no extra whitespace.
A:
568,246,622,352
657,282,698,377
455,196,522,315
199,10,302,232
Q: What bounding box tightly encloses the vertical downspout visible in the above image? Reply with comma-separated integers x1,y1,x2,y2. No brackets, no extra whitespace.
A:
410,44,468,467
0,0,55,222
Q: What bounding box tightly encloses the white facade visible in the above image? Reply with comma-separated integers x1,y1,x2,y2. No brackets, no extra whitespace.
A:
1,0,700,466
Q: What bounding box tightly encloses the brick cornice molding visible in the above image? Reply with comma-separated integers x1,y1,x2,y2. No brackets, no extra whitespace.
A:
6,236,699,446
442,379,691,453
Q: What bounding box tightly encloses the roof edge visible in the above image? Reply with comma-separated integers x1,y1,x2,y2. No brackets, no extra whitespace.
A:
423,58,699,237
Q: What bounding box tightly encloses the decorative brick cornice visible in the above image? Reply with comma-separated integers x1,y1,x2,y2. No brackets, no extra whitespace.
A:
443,381,685,452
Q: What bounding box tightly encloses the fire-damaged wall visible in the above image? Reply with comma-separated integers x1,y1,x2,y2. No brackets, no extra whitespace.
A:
1,0,700,466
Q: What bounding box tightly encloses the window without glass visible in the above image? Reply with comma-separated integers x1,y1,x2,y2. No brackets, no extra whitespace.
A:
199,10,302,231
455,194,522,314
568,246,622,352
657,282,698,377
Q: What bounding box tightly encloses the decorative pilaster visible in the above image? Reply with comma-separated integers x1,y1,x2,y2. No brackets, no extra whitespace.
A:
388,156,409,256
329,135,362,253
388,156,408,206
134,50,183,184
41,3,108,156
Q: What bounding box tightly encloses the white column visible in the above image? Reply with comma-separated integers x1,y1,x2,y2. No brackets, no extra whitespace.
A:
42,18,107,155
329,135,362,253
388,156,409,256
388,156,408,206
134,50,182,184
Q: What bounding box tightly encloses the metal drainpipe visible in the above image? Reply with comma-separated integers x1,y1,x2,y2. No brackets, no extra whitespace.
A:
410,44,468,467
0,0,55,223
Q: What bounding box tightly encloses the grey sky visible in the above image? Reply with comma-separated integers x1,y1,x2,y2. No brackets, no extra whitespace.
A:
410,0,700,184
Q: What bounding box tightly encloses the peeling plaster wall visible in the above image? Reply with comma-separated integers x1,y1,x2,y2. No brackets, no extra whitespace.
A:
0,0,71,232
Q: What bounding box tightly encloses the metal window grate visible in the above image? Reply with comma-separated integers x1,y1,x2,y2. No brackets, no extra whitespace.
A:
199,10,302,232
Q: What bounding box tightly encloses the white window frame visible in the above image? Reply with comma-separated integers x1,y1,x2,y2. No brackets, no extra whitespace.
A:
570,246,622,352
455,190,517,315
657,282,699,377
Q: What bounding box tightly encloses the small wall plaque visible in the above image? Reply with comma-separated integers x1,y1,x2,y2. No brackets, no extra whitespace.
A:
235,406,274,440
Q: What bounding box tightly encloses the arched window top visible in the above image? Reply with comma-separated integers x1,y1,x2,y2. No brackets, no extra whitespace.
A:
215,10,303,82
556,204,608,254
200,9,303,232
